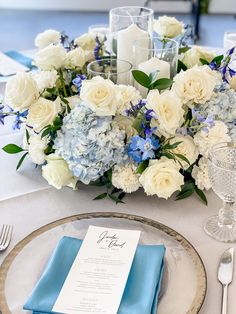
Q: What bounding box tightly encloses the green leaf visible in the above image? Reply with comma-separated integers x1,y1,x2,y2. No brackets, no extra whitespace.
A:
149,71,159,85
118,192,126,201
179,46,191,54
175,153,190,166
176,188,194,200
150,78,173,91
25,129,30,145
107,169,112,182
41,127,51,138
136,160,149,174
211,54,224,65
111,187,122,194
2,144,24,154
132,70,150,88
16,152,28,170
162,152,176,161
180,181,195,193
93,193,107,200
195,187,208,205
89,180,106,187
177,60,187,73
108,194,125,204
163,141,182,150
200,58,209,65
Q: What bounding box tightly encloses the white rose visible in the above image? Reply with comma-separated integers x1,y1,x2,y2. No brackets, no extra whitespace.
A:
112,164,140,193
116,85,141,115
172,65,217,106
35,29,61,49
64,95,81,110
65,47,86,69
113,115,137,140
181,46,216,68
27,97,61,131
28,135,48,165
194,121,231,157
147,90,185,137
75,33,96,51
33,70,58,91
80,76,117,116
192,157,212,190
230,76,236,91
5,72,39,110
34,44,66,70
42,154,77,189
168,135,199,169
139,157,184,199
154,16,184,38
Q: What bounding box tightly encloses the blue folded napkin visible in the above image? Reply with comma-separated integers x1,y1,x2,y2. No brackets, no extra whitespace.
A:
5,50,33,69
24,236,165,314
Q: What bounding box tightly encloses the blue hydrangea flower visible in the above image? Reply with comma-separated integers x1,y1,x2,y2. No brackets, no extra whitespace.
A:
0,105,6,125
54,102,127,184
128,135,160,163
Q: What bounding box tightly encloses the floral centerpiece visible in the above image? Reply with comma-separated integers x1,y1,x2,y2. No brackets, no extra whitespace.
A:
1,16,236,204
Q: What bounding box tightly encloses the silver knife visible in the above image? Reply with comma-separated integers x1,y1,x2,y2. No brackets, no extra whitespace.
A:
218,248,234,314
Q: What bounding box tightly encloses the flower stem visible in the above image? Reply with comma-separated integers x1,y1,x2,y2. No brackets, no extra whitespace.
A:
59,69,68,97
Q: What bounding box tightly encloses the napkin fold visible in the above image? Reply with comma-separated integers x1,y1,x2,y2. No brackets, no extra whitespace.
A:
24,236,165,314
5,50,33,69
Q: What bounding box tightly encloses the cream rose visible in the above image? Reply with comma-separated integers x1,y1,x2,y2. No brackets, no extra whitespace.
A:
27,97,61,131
172,65,217,106
181,46,216,68
140,157,184,199
34,44,66,70
113,115,137,140
154,16,184,38
5,72,39,110
168,135,199,169
116,85,141,115
35,29,61,49
42,154,77,189
74,33,96,51
146,90,185,137
33,70,59,91
28,135,48,165
194,121,231,157
80,76,117,116
65,47,86,69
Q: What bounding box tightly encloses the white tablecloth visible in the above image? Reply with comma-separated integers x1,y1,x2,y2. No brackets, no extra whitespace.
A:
0,78,235,314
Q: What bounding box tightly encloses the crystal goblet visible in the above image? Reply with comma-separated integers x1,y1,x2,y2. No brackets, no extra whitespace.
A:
205,142,236,242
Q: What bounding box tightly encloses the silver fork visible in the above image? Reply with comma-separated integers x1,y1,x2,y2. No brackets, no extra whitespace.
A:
0,224,13,252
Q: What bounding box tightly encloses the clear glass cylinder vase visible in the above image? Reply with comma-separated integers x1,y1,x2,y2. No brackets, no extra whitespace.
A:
109,6,154,68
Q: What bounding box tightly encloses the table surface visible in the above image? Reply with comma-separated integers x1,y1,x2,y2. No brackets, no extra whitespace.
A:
0,72,235,314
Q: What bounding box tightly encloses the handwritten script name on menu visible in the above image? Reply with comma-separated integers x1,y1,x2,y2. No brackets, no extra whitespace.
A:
53,226,141,314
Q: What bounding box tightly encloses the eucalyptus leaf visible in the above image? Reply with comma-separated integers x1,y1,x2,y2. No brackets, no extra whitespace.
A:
2,144,24,154
132,70,150,88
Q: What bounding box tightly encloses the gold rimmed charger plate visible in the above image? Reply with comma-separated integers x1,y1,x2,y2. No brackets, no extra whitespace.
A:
0,212,207,313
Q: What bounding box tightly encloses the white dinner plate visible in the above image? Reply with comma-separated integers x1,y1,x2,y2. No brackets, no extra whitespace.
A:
0,212,207,314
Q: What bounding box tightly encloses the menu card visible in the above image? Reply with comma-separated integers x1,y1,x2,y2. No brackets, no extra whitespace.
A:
52,225,141,314
0,51,29,76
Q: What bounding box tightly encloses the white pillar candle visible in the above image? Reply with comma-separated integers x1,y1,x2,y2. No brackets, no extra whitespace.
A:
137,57,170,97
117,24,149,70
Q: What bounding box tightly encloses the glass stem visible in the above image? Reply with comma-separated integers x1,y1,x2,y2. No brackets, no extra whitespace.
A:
218,201,236,228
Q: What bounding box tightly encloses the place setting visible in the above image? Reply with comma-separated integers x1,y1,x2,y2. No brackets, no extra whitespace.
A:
0,4,236,314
